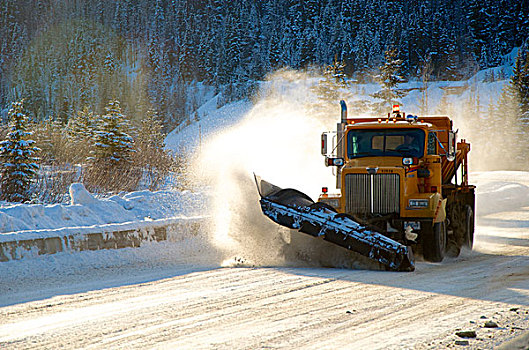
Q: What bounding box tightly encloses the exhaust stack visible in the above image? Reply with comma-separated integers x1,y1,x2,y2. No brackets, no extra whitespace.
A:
340,100,347,123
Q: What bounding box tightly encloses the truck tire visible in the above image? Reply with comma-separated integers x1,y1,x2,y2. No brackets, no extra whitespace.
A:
464,205,474,249
445,238,461,258
422,221,447,262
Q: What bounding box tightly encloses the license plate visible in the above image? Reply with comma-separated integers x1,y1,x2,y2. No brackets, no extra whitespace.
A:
404,221,421,230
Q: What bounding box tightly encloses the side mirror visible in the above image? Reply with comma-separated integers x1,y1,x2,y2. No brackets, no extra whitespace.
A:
447,130,457,161
321,133,328,156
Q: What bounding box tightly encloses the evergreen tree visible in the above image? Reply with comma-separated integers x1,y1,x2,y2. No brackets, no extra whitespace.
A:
433,7,460,81
466,0,492,67
0,100,40,202
67,106,97,162
86,99,136,192
371,48,408,114
497,73,522,119
495,84,525,164
90,100,134,165
511,48,529,123
351,23,372,82
496,0,517,53
311,58,352,116
494,50,529,164
135,111,167,157
514,0,529,47
407,1,432,77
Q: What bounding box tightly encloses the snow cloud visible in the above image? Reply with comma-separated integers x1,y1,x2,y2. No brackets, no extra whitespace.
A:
191,69,373,268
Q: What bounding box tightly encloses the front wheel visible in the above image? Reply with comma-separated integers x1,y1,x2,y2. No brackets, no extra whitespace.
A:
422,221,447,262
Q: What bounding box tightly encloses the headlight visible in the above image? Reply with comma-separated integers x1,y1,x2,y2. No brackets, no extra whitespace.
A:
408,199,428,208
402,157,413,165
333,158,344,166
325,157,344,166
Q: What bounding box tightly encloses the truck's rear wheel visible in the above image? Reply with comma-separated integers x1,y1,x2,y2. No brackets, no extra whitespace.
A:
445,238,461,258
464,205,474,249
422,221,447,262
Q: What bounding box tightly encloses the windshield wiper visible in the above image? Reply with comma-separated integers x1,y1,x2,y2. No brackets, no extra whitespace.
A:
350,152,383,158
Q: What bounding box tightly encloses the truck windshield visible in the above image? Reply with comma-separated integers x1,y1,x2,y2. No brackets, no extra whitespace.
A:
347,128,425,159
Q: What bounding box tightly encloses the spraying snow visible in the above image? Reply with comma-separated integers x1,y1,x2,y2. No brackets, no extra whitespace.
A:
190,71,377,268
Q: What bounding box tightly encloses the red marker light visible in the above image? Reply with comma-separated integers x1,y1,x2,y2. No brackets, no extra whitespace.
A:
322,187,328,193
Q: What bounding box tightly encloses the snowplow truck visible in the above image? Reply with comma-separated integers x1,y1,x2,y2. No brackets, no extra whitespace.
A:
255,101,474,272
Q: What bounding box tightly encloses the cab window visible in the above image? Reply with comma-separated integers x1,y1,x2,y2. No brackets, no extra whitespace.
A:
347,128,426,159
427,132,437,155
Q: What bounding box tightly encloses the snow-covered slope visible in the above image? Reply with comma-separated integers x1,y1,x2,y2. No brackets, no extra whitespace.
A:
165,98,252,153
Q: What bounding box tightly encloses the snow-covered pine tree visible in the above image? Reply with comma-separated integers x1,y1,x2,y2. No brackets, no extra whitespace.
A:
0,100,40,202
371,48,408,114
92,99,134,164
406,2,431,78
434,17,459,81
466,0,492,68
495,55,527,164
337,0,357,76
262,1,283,71
515,0,529,47
68,106,95,143
496,0,517,53
67,106,96,163
5,0,529,126
86,99,136,192
505,47,529,163
511,48,529,123
311,57,353,117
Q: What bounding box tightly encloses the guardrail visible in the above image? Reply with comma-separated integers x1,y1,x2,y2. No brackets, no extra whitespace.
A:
0,217,205,262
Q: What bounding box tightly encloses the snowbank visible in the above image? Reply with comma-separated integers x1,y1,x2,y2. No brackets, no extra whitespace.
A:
0,183,206,235
473,171,529,216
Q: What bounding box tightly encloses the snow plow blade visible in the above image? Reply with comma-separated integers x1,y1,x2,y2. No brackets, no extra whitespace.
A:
254,175,414,272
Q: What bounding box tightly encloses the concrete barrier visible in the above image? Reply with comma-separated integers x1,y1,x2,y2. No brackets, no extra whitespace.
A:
0,217,204,262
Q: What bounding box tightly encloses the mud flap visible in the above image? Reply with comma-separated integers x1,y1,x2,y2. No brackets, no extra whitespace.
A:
255,175,415,272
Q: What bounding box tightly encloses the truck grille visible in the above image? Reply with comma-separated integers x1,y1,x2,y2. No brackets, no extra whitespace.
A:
345,173,400,215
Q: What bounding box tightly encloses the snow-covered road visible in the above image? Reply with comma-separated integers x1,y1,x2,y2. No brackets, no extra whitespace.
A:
1,171,529,349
